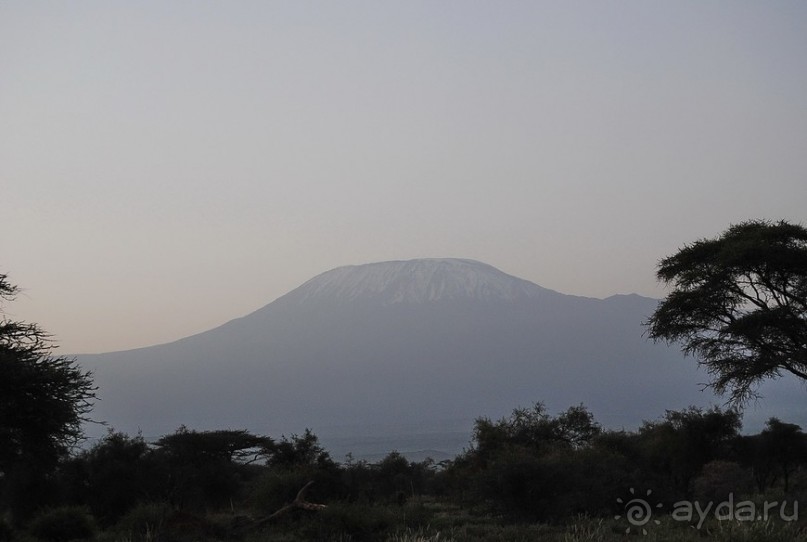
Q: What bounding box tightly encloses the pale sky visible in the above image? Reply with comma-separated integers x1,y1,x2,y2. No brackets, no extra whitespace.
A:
2,1,806,354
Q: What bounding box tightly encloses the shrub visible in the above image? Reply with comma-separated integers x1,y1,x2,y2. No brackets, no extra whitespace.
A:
302,502,396,541
112,502,170,541
250,470,315,514
249,464,342,517
691,460,753,504
26,506,97,542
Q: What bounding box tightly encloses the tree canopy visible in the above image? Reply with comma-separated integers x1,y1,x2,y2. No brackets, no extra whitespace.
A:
0,273,96,475
155,427,273,465
646,220,807,402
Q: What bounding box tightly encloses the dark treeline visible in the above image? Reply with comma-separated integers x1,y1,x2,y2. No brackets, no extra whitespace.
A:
2,404,806,541
448,404,806,520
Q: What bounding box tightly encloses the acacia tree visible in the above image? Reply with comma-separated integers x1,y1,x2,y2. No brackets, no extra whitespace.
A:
646,220,807,403
758,418,807,492
153,427,273,510
0,273,96,482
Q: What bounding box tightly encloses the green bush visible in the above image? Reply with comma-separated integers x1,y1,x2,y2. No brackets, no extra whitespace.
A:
26,506,97,542
111,502,169,541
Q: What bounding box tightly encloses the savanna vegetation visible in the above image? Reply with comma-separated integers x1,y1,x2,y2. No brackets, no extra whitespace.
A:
2,220,806,541
1,405,805,541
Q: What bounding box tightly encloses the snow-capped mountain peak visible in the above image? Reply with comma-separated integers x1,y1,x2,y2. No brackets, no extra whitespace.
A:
291,258,551,304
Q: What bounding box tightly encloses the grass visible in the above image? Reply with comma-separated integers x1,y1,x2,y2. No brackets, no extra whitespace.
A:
377,502,807,542
16,496,807,541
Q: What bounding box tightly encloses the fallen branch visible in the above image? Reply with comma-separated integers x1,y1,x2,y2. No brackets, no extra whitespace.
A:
251,480,327,529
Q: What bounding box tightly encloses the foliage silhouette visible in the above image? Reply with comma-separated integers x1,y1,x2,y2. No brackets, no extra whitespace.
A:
0,403,801,540
646,219,807,402
637,406,742,497
153,427,271,510
759,418,807,492
0,273,96,522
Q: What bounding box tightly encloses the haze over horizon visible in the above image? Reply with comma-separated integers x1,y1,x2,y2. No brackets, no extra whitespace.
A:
3,1,806,354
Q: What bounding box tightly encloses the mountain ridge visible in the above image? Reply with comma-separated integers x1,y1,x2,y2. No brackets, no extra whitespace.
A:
77,258,803,458
84,259,616,355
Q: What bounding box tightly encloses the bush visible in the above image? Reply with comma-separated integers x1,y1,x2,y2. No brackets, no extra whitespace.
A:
60,431,163,526
691,460,753,504
111,502,170,541
249,470,315,514
26,506,97,542
249,464,342,517
302,502,396,541
472,447,563,520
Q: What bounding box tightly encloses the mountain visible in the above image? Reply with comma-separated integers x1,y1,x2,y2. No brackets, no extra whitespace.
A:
78,259,803,458
291,258,550,303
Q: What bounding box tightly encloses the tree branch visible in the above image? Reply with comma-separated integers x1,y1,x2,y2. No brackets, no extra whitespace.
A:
250,481,327,530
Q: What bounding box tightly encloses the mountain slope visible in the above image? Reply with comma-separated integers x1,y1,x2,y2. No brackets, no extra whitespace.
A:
77,259,801,454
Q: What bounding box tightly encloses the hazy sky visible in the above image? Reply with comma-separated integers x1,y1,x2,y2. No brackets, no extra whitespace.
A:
2,1,806,354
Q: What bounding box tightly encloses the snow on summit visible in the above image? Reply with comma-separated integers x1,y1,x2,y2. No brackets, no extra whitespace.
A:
293,258,551,304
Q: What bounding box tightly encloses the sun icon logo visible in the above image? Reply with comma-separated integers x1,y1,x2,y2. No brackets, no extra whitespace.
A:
615,488,663,535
